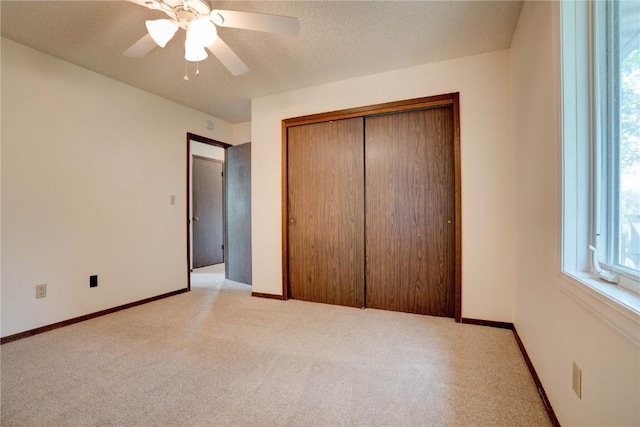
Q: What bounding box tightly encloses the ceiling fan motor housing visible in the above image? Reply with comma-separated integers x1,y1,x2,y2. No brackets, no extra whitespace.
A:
168,0,210,16
176,9,199,29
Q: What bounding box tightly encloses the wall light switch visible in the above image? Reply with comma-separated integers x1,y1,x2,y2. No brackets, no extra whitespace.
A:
170,195,176,205
572,362,582,399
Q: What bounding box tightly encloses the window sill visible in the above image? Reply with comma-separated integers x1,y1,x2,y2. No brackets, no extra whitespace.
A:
559,271,640,345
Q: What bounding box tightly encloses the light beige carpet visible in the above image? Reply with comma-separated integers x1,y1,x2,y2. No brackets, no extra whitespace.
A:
1,266,551,426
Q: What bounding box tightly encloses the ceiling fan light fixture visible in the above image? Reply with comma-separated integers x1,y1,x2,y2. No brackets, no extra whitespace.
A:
145,19,179,48
185,39,208,62
188,17,218,47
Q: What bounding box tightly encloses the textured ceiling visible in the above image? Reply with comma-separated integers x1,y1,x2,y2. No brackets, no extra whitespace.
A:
1,1,523,123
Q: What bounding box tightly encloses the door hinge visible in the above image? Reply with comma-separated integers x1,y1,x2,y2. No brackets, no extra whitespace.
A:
221,244,224,250
221,171,224,177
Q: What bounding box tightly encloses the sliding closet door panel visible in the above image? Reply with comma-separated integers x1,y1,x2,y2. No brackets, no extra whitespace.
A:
365,108,455,317
287,118,365,307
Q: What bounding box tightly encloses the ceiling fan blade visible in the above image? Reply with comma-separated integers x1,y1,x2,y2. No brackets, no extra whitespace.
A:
123,33,157,58
211,10,300,36
127,0,177,19
206,37,249,76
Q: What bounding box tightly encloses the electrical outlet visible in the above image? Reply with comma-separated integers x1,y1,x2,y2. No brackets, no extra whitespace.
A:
572,362,582,399
36,284,47,299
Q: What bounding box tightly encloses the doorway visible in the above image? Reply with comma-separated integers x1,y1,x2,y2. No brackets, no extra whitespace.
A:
186,133,253,290
192,156,224,268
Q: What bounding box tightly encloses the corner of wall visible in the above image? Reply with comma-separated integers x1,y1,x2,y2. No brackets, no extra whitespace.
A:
233,121,252,145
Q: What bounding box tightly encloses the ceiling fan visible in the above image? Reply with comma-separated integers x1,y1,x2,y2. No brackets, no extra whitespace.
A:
123,0,300,76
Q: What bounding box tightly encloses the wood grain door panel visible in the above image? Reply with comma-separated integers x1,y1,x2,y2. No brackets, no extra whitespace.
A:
287,118,365,307
364,108,455,316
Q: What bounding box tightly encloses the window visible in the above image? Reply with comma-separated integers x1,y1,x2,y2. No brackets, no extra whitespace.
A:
561,0,639,343
593,0,640,292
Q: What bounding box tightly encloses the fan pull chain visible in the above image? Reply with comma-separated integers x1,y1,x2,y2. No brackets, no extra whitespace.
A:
183,61,202,80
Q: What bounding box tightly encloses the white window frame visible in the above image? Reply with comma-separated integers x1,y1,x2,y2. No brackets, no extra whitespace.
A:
559,0,640,345
593,0,640,292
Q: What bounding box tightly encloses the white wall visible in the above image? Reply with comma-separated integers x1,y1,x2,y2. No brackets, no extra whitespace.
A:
191,141,225,160
1,38,234,337
510,2,640,425
251,50,515,322
233,121,251,145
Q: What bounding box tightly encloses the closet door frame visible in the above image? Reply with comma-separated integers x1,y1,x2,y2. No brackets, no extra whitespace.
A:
281,93,462,322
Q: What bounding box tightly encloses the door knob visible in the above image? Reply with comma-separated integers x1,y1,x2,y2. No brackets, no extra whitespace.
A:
193,216,199,221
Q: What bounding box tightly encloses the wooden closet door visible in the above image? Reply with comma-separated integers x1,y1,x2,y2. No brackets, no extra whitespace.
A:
365,107,455,317
287,118,365,307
